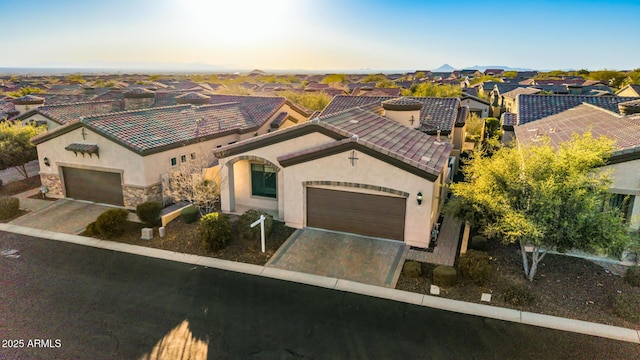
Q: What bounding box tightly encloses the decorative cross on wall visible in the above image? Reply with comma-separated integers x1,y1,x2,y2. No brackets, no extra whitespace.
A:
81,128,87,140
348,150,359,166
409,115,415,126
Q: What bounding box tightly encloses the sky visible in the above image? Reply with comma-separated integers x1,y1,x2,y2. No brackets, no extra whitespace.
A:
1,0,639,72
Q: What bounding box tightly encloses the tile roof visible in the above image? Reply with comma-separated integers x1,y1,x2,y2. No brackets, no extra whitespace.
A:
36,100,124,125
39,94,96,105
514,104,640,159
216,107,453,180
176,92,210,104
321,95,460,134
82,104,256,154
0,100,19,120
11,94,45,104
33,95,290,155
269,112,289,129
208,94,286,125
501,112,518,128
516,94,640,125
501,87,541,98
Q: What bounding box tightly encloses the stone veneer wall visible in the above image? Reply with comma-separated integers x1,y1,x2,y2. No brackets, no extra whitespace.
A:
40,174,64,198
123,183,163,208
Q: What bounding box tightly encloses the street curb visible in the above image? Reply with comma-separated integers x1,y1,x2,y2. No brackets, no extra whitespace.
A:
1,223,638,344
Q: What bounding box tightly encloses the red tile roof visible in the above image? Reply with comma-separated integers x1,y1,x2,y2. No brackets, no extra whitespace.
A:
321,95,460,134
216,106,454,180
36,100,124,125
517,94,640,125
514,104,640,159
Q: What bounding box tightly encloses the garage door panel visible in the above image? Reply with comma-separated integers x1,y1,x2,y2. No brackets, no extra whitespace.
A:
307,188,405,240
62,167,124,206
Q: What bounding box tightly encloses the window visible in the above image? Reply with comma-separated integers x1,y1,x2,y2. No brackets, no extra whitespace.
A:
190,152,196,160
610,194,635,222
251,163,276,198
170,157,177,166
181,155,187,163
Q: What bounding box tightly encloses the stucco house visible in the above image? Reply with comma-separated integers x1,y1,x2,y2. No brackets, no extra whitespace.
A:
214,99,455,249
513,99,640,229
30,95,310,208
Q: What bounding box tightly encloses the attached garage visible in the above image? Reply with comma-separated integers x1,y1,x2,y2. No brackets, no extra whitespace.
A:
307,187,406,240
62,167,124,206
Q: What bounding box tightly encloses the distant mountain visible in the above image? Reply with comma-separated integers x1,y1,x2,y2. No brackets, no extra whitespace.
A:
431,64,456,72
461,65,537,72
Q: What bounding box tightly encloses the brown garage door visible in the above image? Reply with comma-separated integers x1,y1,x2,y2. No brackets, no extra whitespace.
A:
307,188,406,240
62,167,124,206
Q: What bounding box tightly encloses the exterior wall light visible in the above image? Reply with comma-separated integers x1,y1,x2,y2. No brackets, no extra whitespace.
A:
43,157,50,167
417,192,423,205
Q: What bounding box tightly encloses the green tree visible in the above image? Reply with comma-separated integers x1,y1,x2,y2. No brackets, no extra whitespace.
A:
588,70,627,88
320,74,348,85
7,86,44,97
446,133,632,281
215,85,254,96
469,75,503,86
414,71,426,80
361,74,387,83
502,71,517,78
375,79,398,88
401,82,461,97
0,123,45,179
276,90,331,111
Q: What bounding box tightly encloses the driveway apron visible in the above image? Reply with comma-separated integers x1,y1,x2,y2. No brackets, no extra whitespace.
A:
9,199,115,235
267,228,408,287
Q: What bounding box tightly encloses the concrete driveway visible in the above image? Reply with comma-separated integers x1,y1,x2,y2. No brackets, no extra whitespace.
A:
266,228,408,288
9,199,116,235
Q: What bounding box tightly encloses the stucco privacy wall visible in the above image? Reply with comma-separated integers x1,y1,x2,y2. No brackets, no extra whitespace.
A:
605,158,640,229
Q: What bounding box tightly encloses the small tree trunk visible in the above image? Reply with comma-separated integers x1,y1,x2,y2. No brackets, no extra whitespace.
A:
16,164,29,179
526,247,547,281
519,241,530,278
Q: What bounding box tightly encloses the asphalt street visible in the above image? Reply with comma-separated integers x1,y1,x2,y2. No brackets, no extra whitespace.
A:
1,231,638,359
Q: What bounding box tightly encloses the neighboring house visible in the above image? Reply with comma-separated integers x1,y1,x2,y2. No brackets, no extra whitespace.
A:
10,94,45,114
214,103,455,248
514,100,640,229
0,100,19,121
460,93,490,118
354,87,402,97
14,100,124,129
483,68,504,77
30,95,310,208
500,87,541,113
617,84,640,97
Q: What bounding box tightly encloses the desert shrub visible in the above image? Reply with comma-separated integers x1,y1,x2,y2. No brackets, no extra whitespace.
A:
624,266,640,287
95,208,129,238
83,221,98,237
458,250,493,285
237,209,273,241
612,292,640,323
433,265,457,287
181,205,199,224
470,235,488,251
502,284,534,306
136,201,162,226
200,212,233,251
402,261,422,278
0,197,20,220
